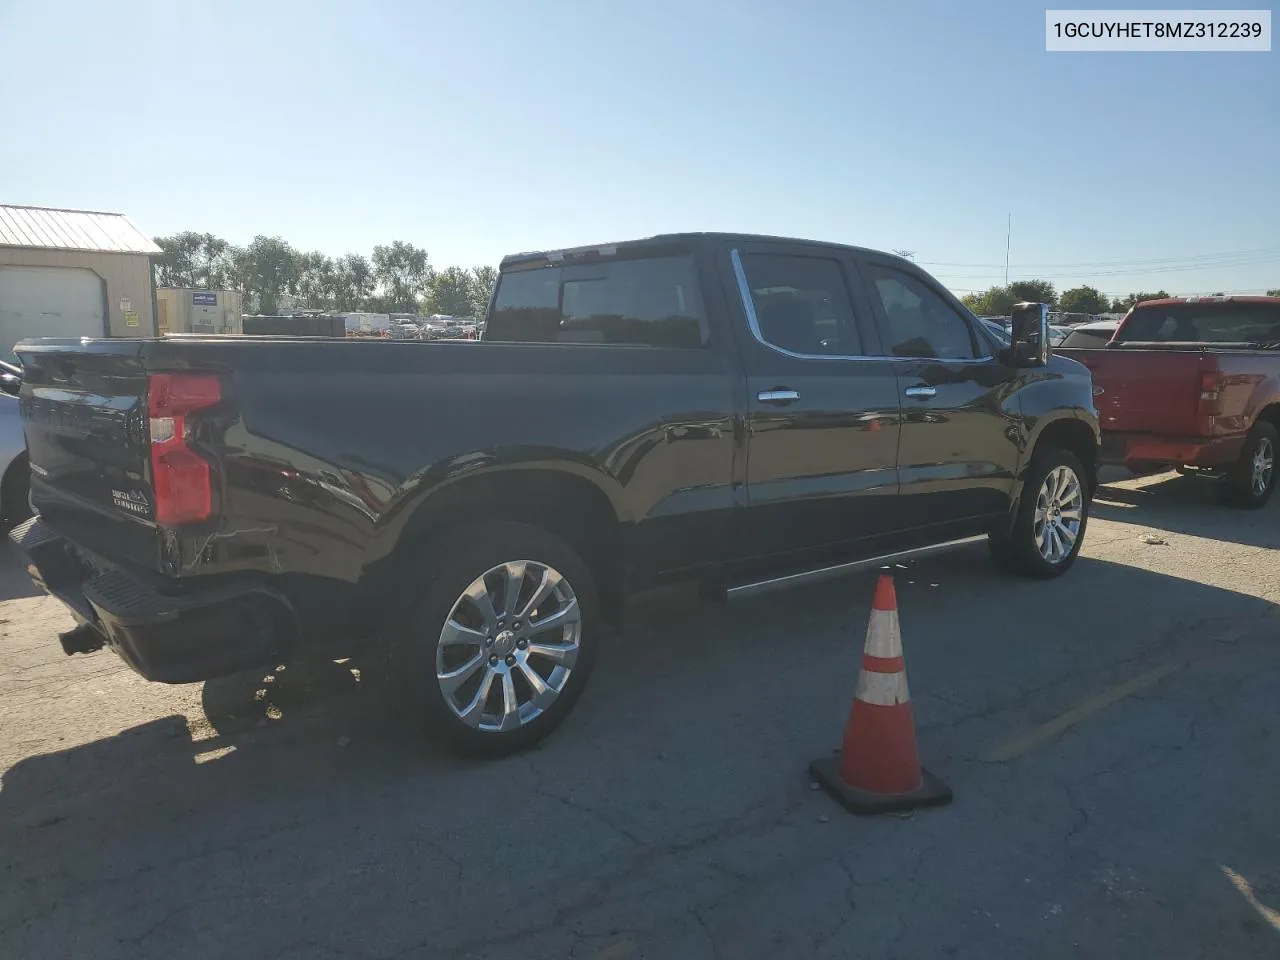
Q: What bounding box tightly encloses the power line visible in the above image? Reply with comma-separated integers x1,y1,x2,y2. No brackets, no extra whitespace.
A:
945,285,1277,300
931,253,1280,282
920,246,1280,269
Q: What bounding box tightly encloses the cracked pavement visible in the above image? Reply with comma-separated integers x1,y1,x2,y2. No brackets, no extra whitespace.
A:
2,469,1279,959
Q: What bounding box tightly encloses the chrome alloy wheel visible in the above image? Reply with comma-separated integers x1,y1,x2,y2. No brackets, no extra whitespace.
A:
435,561,581,733
1252,436,1274,497
1034,465,1083,564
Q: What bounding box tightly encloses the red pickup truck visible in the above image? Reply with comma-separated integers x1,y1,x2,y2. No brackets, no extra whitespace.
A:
1058,296,1280,508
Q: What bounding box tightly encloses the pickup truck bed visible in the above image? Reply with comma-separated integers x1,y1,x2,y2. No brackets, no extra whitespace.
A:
11,232,1100,755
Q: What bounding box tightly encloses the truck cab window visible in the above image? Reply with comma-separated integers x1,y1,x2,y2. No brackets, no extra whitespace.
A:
1115,303,1280,345
487,256,706,348
865,265,977,360
487,268,562,342
739,254,862,357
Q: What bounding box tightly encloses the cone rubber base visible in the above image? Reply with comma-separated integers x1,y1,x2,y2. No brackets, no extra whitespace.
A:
809,755,953,816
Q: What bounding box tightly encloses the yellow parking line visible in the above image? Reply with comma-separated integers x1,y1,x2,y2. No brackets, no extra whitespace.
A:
981,662,1182,763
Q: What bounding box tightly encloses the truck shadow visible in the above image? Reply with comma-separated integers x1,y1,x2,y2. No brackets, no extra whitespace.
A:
2,542,1276,959
1092,470,1280,550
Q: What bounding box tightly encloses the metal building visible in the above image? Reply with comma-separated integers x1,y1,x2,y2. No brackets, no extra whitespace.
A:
156,288,244,335
0,203,160,360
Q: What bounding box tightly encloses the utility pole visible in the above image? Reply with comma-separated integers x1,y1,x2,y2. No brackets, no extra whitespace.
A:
1004,213,1012,287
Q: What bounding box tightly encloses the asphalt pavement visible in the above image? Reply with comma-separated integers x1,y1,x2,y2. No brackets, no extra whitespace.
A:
1,469,1278,959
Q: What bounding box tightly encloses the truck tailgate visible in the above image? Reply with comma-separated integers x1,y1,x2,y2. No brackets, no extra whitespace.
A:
17,341,162,567
1061,347,1204,435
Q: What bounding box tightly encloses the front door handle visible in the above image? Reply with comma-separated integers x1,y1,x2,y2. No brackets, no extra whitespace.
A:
903,385,936,400
757,388,800,404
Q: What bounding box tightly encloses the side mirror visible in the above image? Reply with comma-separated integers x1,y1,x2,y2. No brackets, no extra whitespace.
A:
1009,301,1050,367
0,373,20,397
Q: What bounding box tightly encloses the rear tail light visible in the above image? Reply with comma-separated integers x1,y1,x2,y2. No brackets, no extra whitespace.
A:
148,373,221,525
1199,369,1221,401
1198,368,1223,417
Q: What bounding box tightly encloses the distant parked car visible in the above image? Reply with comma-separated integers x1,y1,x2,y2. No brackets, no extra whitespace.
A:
421,320,455,340
0,361,30,529
1058,320,1119,349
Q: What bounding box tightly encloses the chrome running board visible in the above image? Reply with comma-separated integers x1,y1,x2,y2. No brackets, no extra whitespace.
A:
722,534,988,601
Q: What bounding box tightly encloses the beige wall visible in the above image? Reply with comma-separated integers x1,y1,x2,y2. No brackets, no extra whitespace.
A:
0,247,155,337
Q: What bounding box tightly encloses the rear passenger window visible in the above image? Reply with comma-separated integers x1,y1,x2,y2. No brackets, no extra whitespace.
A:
865,265,977,360
739,254,863,357
486,256,706,348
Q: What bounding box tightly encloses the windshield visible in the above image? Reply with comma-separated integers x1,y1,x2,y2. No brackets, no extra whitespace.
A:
1114,302,1280,346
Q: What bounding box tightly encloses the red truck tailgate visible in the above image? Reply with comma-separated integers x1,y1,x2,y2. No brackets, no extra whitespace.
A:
1062,348,1205,434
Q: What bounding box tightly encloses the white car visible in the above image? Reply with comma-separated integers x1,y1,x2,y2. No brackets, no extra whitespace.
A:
0,362,31,529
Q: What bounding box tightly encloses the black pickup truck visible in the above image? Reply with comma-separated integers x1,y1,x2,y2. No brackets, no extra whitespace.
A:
10,233,1099,755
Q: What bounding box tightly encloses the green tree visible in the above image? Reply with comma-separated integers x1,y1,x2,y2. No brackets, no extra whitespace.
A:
224,245,251,298
961,285,1017,316
1111,291,1171,312
154,233,198,287
296,251,337,310
242,236,300,315
334,254,375,311
1008,279,1057,308
154,232,234,289
426,265,476,317
469,265,498,319
372,241,431,312
194,234,233,288
1266,288,1280,297
1057,285,1109,315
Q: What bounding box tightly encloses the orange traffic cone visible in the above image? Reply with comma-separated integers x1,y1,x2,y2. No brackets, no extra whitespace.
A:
810,574,952,815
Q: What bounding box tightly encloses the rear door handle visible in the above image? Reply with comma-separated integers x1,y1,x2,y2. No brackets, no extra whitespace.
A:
903,385,936,399
757,389,800,404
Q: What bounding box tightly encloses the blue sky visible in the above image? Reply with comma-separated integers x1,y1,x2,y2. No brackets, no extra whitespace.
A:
1,0,1276,297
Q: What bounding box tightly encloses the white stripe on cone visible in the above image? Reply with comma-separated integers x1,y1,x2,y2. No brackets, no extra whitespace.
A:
856,605,910,707
864,608,903,659
855,669,910,706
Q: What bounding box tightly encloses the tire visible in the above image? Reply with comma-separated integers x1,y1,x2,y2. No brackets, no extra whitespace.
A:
1,454,31,532
386,520,600,758
990,447,1090,579
1219,422,1277,509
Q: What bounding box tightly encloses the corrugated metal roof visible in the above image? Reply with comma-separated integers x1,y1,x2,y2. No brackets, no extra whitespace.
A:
0,204,162,255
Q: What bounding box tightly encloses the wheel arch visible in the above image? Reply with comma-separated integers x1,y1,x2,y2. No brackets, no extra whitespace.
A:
1253,402,1280,433
1027,415,1099,496
365,464,629,625
997,413,1098,539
